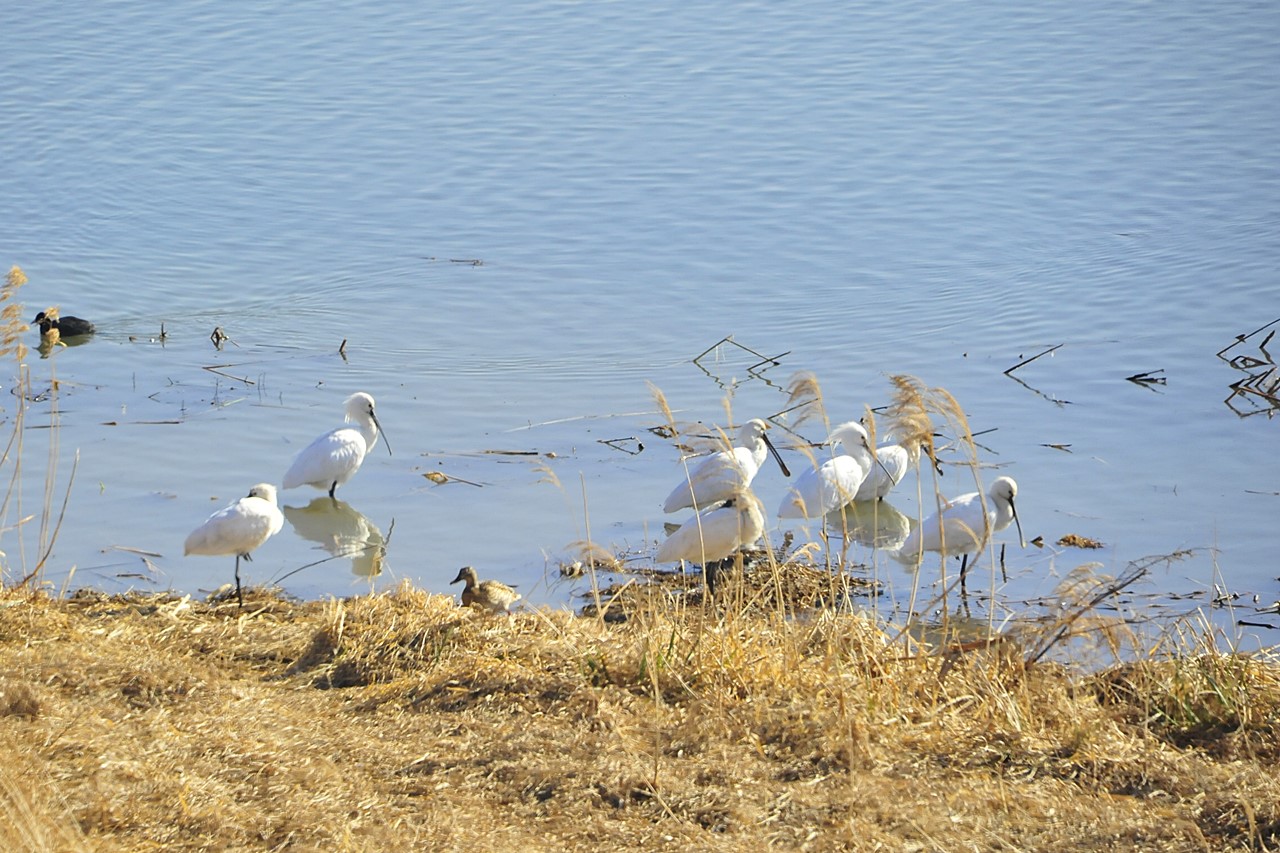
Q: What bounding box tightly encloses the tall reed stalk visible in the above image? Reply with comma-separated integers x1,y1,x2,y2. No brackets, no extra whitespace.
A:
0,266,75,589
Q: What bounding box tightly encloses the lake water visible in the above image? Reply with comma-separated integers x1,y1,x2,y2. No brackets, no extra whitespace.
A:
3,1,1277,645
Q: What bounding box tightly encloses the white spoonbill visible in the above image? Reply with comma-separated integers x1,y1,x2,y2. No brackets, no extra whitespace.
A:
777,421,879,519
184,483,284,606
893,476,1025,589
663,418,790,513
283,392,391,498
656,489,765,566
853,438,919,502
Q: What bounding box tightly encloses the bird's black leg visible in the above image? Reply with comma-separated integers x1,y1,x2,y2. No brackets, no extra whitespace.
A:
705,561,720,597
958,553,970,596
328,481,338,499
234,554,244,608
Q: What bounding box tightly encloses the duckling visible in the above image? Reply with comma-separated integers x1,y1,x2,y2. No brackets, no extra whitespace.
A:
33,310,95,338
450,565,521,615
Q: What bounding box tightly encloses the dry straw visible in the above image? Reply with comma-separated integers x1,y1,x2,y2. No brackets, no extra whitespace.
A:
0,581,1276,850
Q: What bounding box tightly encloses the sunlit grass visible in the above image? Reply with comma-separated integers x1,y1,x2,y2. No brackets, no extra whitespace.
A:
0,582,1275,849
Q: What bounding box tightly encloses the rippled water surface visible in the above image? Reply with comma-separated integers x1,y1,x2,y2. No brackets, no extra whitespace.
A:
3,1,1277,642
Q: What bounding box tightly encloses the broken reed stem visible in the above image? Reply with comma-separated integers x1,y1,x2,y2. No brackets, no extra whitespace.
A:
30,451,78,582
1004,344,1063,375
1023,558,1154,665
1216,316,1280,357
691,334,787,371
581,473,605,624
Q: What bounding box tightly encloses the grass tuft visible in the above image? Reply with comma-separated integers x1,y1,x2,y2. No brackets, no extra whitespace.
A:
0,582,1275,849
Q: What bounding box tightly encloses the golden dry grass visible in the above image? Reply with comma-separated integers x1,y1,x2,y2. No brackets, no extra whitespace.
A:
0,582,1276,852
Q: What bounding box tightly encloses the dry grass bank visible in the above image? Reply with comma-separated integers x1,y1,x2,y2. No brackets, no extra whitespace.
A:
0,580,1277,852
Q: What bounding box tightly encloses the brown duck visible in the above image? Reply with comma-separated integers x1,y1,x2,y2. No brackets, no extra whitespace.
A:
450,566,520,615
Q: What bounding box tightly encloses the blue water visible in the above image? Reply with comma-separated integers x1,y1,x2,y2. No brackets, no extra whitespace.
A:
2,1,1277,642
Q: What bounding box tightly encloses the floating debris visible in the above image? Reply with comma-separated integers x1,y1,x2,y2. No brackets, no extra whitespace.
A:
1125,369,1167,387
422,471,483,487
1218,317,1280,417
1004,343,1063,375
1057,533,1104,549
598,436,644,455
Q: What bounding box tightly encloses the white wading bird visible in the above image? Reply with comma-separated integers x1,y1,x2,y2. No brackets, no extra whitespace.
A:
283,392,391,499
892,476,1025,591
184,483,284,606
663,418,790,513
853,437,921,502
777,421,882,519
656,489,766,567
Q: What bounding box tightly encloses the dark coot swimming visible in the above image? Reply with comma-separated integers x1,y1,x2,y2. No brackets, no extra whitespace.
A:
33,311,95,338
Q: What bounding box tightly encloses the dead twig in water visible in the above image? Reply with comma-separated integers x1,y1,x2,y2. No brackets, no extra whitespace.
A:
107,545,165,558
201,365,256,386
598,437,644,455
693,335,784,369
1125,369,1167,387
1004,344,1062,375
1003,369,1072,406
1220,321,1280,417
1216,316,1280,357
209,327,236,349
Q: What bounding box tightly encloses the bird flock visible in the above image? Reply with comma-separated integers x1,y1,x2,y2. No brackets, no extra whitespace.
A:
183,400,1023,608
657,416,1025,593
33,310,1024,610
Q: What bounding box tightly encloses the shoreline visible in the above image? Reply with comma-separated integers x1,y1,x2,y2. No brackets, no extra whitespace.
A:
2,580,1277,850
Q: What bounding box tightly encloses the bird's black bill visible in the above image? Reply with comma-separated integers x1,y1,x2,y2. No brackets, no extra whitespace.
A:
872,451,894,483
1010,498,1026,548
371,411,393,456
763,432,791,478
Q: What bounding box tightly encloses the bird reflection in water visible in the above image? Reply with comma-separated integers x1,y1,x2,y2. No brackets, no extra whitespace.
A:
282,497,386,578
827,498,912,551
